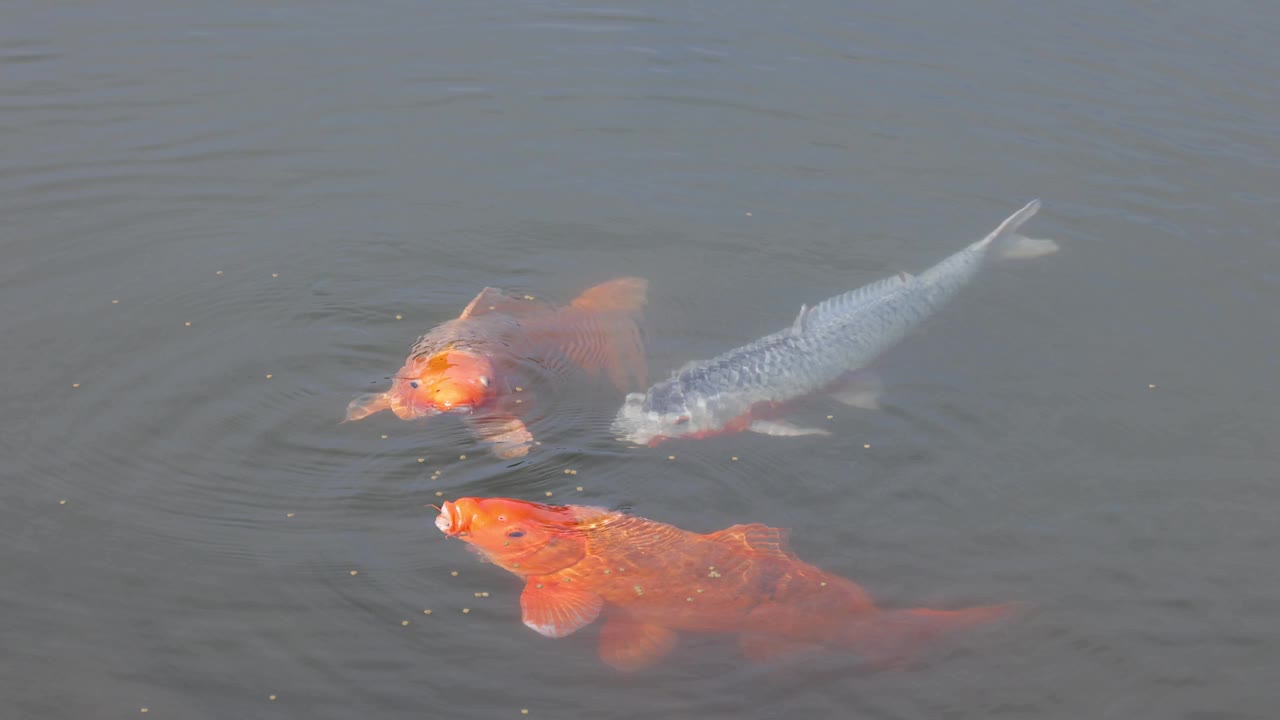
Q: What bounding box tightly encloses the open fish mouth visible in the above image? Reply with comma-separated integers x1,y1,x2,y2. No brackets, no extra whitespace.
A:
435,501,464,535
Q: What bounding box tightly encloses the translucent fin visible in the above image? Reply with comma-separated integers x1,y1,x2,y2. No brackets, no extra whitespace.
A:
978,199,1058,259
790,304,812,335
706,523,793,558
520,580,604,638
343,392,391,423
598,616,678,672
830,371,883,410
532,285,648,391
748,419,831,437
569,277,648,313
841,603,1019,670
468,414,534,459
458,287,552,319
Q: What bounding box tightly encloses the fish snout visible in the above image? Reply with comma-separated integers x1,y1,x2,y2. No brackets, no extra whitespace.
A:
435,500,465,535
436,498,482,536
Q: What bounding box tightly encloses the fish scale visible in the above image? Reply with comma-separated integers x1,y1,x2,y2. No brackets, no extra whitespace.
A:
614,200,1055,444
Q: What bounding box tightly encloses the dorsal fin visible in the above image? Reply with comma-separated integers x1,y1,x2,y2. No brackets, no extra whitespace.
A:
458,287,552,320
706,523,793,558
790,304,812,335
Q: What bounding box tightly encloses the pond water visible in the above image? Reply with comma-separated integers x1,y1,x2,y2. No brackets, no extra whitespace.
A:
4,1,1279,718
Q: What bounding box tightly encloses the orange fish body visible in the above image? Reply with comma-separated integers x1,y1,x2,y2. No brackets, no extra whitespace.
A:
437,497,1015,671
346,278,648,457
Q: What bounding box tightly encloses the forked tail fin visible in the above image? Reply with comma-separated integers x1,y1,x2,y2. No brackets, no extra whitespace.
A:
840,602,1019,670
981,199,1058,260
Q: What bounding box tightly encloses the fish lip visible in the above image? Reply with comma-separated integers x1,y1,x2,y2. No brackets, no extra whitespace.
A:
435,501,464,535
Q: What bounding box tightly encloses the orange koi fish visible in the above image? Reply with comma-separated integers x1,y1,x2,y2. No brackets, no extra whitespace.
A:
346,278,647,458
436,497,1016,671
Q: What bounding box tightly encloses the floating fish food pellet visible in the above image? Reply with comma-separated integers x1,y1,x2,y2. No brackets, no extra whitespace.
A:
423,609,432,615
265,374,272,379
401,620,410,626
863,444,871,449
286,513,295,518
576,486,583,492
418,458,425,463
272,273,279,278
111,299,120,304
395,314,403,320
72,383,80,388
269,694,277,701
58,499,67,505
450,570,459,577
462,608,471,614
184,321,191,327
349,570,359,576
667,455,676,461
545,491,553,497
458,454,467,460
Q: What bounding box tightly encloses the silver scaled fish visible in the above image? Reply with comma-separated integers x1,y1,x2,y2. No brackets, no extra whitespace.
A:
613,200,1056,446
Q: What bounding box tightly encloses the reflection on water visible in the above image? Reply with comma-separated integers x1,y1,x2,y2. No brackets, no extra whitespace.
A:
4,1,1280,718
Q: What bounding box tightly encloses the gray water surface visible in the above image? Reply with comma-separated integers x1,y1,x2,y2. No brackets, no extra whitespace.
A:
4,2,1280,718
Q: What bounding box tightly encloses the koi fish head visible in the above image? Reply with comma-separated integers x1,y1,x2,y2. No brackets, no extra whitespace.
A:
611,383,703,445
387,350,496,419
436,497,589,576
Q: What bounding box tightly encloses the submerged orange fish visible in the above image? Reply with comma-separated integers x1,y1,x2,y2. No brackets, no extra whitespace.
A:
346,278,647,458
436,497,1016,671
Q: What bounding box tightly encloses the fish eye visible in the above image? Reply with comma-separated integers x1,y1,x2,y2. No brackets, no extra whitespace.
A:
410,381,419,389
506,529,526,538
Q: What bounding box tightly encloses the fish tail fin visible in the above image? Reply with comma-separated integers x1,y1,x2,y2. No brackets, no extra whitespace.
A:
979,199,1058,259
570,277,648,314
591,315,648,392
840,602,1019,670
559,278,648,391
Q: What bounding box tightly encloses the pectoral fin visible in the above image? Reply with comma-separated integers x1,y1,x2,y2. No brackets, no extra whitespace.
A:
598,615,678,672
748,420,831,437
520,579,603,639
468,415,534,459
343,392,391,423
830,371,883,410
